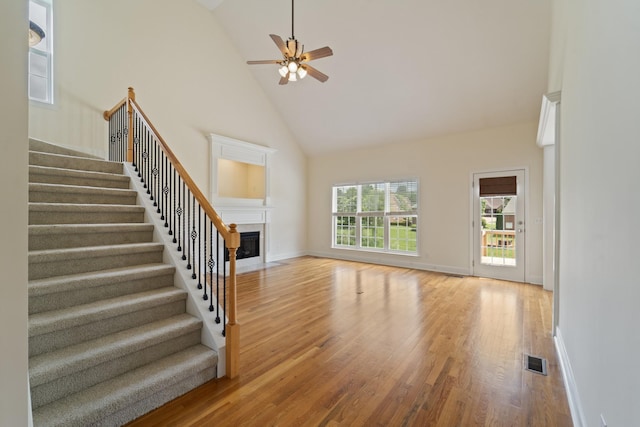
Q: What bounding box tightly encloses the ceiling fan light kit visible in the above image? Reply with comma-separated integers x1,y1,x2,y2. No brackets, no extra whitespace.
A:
247,0,333,84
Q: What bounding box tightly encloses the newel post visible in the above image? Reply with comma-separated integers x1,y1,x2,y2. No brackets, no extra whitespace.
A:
126,87,136,163
225,223,241,379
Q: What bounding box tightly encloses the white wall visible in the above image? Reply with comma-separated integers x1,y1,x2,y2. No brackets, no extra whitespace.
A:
28,0,307,261
552,0,640,425
308,122,544,283
0,1,30,425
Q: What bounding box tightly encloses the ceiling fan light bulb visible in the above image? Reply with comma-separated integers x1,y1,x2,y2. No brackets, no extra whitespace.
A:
278,65,288,77
298,67,307,79
288,72,297,82
288,61,298,73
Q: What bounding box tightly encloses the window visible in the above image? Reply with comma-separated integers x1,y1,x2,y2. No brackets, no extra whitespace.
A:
29,0,53,104
332,180,418,254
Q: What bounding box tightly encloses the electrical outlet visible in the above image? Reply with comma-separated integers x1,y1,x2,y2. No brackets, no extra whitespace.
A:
600,414,607,427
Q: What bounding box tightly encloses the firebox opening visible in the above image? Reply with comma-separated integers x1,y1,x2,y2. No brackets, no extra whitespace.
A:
225,231,260,261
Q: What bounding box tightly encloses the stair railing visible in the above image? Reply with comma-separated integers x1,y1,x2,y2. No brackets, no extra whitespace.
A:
103,87,241,378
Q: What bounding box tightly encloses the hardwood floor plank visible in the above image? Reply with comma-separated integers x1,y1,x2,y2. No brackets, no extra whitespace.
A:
127,257,572,426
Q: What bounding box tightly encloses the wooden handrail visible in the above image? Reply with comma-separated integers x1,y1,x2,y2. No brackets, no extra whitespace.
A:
103,97,127,121
103,88,240,378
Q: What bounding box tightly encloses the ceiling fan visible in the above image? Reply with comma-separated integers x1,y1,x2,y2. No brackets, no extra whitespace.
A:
246,0,333,85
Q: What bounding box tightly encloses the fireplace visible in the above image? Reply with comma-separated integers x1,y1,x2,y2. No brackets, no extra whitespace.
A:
225,231,260,261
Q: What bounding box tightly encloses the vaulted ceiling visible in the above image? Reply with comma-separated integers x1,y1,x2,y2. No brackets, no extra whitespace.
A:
204,0,551,156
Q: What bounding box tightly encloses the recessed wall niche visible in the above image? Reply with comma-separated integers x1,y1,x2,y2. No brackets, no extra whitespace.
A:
217,159,265,199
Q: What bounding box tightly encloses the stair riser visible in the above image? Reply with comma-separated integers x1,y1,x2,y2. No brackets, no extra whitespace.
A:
30,151,123,174
29,170,130,189
29,271,175,314
29,190,137,205
29,229,153,251
29,300,187,357
29,209,145,225
31,330,201,409
29,247,164,280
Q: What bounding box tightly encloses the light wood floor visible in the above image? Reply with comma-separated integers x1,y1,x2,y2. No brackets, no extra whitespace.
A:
127,257,572,426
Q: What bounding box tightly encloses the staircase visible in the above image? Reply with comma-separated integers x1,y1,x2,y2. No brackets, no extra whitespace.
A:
28,139,217,427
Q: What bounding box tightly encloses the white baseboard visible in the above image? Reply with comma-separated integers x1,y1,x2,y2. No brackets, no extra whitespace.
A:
555,327,586,427
306,250,470,277
526,275,543,285
267,250,308,263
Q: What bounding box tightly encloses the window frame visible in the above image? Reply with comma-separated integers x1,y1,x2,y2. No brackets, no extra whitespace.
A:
332,180,419,255
29,0,54,105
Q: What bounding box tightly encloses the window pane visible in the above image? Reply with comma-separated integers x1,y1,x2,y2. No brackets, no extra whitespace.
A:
335,216,356,247
480,196,516,266
361,216,384,249
390,216,417,252
29,74,48,102
29,2,48,51
29,51,47,77
390,181,417,213
361,183,385,212
335,186,357,213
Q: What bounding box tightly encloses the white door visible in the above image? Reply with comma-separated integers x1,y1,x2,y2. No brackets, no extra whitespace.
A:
473,170,525,282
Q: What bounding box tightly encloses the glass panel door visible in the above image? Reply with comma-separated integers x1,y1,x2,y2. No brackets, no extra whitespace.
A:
473,170,525,282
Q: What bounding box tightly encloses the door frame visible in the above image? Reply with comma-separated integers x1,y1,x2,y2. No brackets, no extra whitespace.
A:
469,167,529,282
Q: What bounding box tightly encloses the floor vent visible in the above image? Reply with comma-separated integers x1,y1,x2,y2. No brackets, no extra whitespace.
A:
524,354,547,375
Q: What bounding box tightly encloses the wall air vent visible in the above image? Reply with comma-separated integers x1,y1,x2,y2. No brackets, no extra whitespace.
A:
524,354,548,375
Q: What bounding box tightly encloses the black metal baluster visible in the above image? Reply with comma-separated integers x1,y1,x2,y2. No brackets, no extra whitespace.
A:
188,195,196,273
223,240,227,337
149,139,156,205
214,219,220,316
145,129,151,193
155,146,161,214
171,168,176,241
162,155,169,227
176,176,182,251
215,231,220,323
182,180,189,261
131,110,137,171
182,187,191,270
198,205,203,288
136,113,142,178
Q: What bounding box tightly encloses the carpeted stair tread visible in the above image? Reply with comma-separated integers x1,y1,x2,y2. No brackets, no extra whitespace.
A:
29,165,130,189
29,182,138,204
29,138,103,160
29,287,187,338
29,263,174,296
29,202,145,225
29,223,155,250
29,151,123,174
28,242,165,280
28,263,176,314
29,313,202,387
31,345,216,427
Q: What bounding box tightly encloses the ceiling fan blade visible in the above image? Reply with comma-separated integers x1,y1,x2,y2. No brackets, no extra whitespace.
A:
279,75,289,85
247,60,281,65
300,46,333,62
303,65,329,83
269,34,288,56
